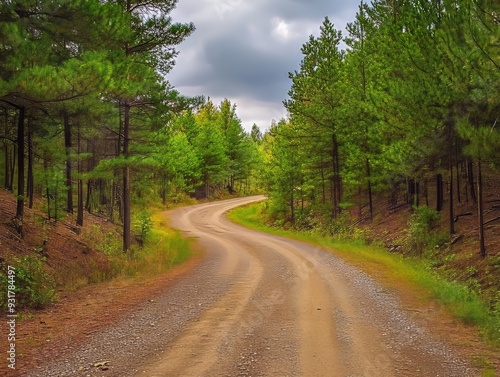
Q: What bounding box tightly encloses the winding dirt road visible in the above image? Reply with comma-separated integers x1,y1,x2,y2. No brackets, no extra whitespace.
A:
26,196,478,376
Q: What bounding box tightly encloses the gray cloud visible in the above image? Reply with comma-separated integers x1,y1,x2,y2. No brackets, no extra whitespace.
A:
169,0,360,131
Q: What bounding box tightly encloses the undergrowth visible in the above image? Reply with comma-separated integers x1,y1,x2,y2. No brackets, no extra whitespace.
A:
82,211,192,280
0,255,56,310
1,205,194,310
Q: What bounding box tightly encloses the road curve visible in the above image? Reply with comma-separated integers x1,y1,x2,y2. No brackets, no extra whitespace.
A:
25,196,477,377
141,196,476,377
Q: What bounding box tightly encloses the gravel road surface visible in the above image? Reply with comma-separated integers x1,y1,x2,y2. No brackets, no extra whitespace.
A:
25,196,478,377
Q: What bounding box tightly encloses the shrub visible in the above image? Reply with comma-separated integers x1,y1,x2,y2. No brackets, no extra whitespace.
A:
0,255,56,310
133,210,153,247
405,206,444,255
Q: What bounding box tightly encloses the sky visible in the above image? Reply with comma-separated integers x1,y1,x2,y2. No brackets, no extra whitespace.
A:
168,0,360,132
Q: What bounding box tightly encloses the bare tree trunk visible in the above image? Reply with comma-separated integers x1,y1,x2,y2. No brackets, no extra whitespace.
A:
331,134,339,218
54,173,59,222
109,179,115,222
414,180,419,208
320,155,326,204
463,161,469,203
436,174,443,212
366,158,373,220
123,102,131,252
334,134,341,214
3,109,10,190
477,158,485,257
85,141,93,213
407,178,413,206
455,141,461,203
449,161,455,235
15,107,25,230
9,142,16,192
467,158,477,204
27,124,34,209
424,178,429,206
44,158,51,220
64,111,74,213
77,122,84,227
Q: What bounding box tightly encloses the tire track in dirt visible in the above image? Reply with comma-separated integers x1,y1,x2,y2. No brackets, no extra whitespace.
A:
23,196,478,376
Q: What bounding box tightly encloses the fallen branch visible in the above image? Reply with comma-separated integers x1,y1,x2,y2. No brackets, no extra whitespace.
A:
483,216,500,226
451,234,463,245
454,212,472,222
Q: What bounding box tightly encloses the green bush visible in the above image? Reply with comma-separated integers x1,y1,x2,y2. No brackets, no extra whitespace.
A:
133,210,153,246
0,256,56,310
406,206,444,255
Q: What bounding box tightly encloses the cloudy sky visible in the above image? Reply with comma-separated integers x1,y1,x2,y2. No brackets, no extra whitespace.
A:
169,0,360,132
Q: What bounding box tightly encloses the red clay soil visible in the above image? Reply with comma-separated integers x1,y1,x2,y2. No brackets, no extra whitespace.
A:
0,188,199,376
13,253,202,375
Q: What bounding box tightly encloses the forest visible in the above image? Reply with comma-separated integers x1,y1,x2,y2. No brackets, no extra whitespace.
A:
0,0,262,252
264,0,499,257
1,1,499,281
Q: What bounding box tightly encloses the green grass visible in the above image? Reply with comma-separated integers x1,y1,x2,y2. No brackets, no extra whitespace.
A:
85,212,193,280
64,211,194,293
228,201,500,347
116,226,193,278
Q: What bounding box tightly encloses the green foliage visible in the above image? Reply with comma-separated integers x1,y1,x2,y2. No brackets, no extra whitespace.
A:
405,206,445,255
263,0,500,262
83,225,122,256
133,210,153,246
0,256,56,310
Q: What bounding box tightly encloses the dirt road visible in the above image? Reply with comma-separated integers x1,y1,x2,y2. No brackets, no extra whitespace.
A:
26,196,477,376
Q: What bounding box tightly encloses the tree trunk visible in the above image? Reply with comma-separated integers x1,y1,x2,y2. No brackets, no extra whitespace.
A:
77,122,84,227
414,181,419,208
86,180,92,213
463,161,469,203
109,179,115,222
407,178,414,206
44,158,51,220
449,162,455,235
123,102,131,252
4,141,9,190
366,158,373,220
467,158,477,204
331,134,340,218
3,109,10,190
436,174,443,212
334,134,342,213
64,111,74,213
320,156,326,204
9,142,16,192
54,173,59,221
477,158,486,257
15,107,25,228
27,124,34,209
161,175,167,205
424,179,429,206
85,141,94,213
